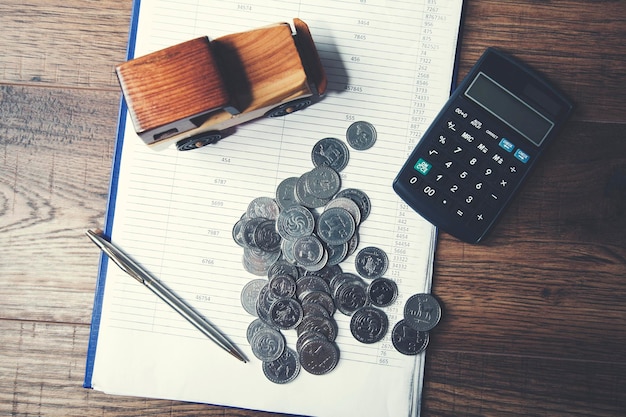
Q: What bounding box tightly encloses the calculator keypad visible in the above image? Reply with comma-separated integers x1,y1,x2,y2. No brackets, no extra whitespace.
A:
396,98,536,242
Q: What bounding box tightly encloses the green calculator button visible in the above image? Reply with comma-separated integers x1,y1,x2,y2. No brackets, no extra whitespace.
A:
414,158,432,175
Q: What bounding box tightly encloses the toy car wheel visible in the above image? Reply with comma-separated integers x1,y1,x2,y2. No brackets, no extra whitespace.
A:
266,98,312,117
176,131,222,151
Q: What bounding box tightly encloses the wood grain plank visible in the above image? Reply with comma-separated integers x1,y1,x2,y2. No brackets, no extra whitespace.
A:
0,320,287,417
0,0,131,89
0,85,119,323
422,350,626,417
458,0,626,123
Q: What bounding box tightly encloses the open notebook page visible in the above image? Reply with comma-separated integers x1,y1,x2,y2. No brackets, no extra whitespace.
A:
87,1,463,416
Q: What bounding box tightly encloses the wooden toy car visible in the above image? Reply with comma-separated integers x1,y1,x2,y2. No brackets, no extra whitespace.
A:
115,18,327,151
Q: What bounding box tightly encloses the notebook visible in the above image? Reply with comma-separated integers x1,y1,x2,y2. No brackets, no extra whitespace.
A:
84,1,464,416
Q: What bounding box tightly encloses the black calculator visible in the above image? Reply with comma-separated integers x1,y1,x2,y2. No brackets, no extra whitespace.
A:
393,48,573,243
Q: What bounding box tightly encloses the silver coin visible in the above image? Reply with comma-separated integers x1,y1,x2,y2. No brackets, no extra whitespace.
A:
350,306,388,344
367,277,398,307
295,173,331,208
246,318,273,344
325,197,361,226
355,246,389,279
292,235,325,267
403,293,442,332
300,249,328,272
309,264,343,285
335,188,371,221
304,166,341,199
275,177,299,209
267,259,300,281
302,302,331,318
268,274,297,298
241,217,266,249
311,137,350,172
346,231,359,257
269,297,304,330
240,278,268,316
335,279,368,316
280,239,297,265
262,347,301,384
297,314,338,342
252,219,281,252
391,319,430,355
296,330,328,353
232,216,249,247
330,272,361,295
255,284,278,325
250,327,285,362
296,275,331,299
276,205,315,241
325,241,348,266
299,337,339,375
346,120,377,150
247,196,280,220
300,290,336,316
243,246,281,276
316,207,356,245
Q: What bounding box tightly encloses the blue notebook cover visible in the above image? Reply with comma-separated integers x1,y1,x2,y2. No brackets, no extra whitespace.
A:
83,0,141,389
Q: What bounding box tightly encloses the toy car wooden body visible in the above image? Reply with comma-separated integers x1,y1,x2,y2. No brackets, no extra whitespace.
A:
115,18,327,151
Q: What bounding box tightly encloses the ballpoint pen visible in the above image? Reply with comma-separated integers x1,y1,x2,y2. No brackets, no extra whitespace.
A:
85,229,248,363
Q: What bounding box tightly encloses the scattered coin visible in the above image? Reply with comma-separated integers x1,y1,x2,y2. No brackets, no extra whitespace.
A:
298,337,340,375
262,347,301,384
335,188,371,221
346,121,377,150
275,177,299,209
305,166,341,199
367,277,398,308
270,297,304,330
403,293,442,332
250,327,286,362
350,306,388,344
355,246,389,279
316,207,356,245
240,278,267,316
391,319,430,355
311,137,350,172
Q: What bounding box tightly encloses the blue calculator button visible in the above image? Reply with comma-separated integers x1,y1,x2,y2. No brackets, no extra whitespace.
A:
414,158,432,175
499,138,515,152
514,149,530,163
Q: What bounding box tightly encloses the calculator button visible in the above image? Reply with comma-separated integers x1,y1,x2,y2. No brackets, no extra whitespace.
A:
436,132,451,148
425,148,445,163
430,169,449,186
475,142,490,155
466,203,500,233
514,148,530,163
459,130,476,144
469,118,483,130
490,152,505,165
507,163,520,175
445,119,459,133
499,138,515,152
413,158,432,175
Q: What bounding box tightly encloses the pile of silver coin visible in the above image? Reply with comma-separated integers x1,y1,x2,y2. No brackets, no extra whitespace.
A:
232,123,442,383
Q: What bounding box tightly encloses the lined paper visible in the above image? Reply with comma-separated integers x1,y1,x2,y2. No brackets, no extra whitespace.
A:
87,1,463,416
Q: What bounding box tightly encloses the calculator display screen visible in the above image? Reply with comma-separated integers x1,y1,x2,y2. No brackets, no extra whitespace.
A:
465,72,554,146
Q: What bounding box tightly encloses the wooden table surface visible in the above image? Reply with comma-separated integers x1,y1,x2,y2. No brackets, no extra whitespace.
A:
1,1,625,416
